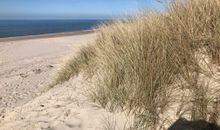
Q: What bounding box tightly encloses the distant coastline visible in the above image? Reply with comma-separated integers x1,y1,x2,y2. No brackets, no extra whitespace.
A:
0,29,95,42
0,19,107,39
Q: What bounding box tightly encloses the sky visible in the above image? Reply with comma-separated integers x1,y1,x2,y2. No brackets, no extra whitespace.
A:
0,0,164,20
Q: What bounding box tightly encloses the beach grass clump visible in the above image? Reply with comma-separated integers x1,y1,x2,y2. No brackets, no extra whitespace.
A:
54,44,96,84
89,15,200,129
167,0,220,64
54,0,220,129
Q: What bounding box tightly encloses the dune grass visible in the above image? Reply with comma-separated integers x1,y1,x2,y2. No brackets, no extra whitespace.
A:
54,44,96,84
54,0,220,129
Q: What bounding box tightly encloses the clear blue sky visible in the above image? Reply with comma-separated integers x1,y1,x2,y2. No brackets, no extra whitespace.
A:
0,0,164,19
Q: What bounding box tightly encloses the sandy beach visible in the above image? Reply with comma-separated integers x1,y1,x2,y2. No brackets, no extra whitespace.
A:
0,30,94,42
0,32,96,109
1,0,220,129
0,32,130,130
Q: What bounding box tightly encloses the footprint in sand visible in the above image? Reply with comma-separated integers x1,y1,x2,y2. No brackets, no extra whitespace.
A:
33,69,42,74
48,118,82,130
19,73,28,78
0,108,6,120
47,65,54,68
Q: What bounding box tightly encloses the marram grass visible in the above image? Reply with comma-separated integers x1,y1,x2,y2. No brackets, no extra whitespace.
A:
54,0,220,129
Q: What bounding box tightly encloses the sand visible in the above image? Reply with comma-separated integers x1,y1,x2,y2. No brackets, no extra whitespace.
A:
0,32,96,109
0,33,130,130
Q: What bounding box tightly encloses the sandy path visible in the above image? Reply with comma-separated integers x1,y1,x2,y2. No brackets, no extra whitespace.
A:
0,33,96,109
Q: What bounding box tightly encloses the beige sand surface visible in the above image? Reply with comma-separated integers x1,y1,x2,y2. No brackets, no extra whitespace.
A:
0,33,96,109
0,33,130,130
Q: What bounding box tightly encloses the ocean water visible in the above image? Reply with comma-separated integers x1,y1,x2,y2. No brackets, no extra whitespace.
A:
0,20,107,38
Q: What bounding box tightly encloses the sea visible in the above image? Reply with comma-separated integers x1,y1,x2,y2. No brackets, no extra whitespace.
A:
0,20,108,38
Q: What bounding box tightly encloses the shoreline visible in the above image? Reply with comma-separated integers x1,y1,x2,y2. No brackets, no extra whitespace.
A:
0,29,95,42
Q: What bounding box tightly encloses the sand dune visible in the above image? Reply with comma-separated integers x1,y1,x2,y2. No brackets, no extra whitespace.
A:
0,33,131,130
0,75,130,130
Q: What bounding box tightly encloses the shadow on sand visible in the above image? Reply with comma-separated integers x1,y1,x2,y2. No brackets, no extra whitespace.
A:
168,118,220,130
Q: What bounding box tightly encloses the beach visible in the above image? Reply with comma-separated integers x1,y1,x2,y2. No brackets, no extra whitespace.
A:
0,30,94,42
1,0,220,129
0,32,96,109
0,32,129,130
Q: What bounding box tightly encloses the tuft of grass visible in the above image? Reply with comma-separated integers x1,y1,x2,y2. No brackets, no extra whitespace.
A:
54,0,220,129
54,44,96,85
167,0,220,64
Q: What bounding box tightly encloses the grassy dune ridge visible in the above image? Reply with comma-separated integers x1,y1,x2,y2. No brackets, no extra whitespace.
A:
54,0,220,129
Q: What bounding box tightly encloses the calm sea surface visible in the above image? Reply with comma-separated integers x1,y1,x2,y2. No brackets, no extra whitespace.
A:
0,20,107,38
